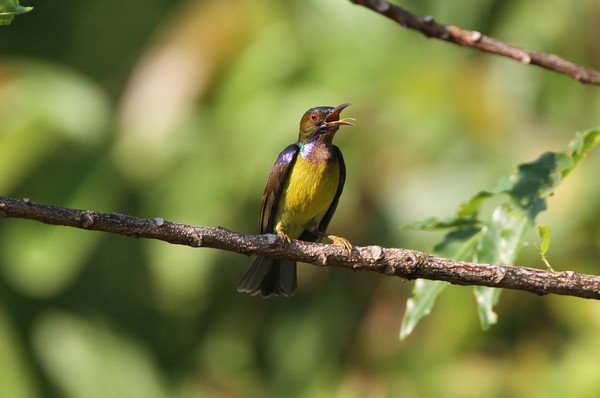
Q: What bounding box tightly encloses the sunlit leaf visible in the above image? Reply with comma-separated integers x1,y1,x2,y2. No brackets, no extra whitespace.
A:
473,151,560,328
562,129,600,178
401,128,600,336
457,191,494,218
537,225,550,256
400,279,448,340
472,129,600,327
400,226,482,339
401,192,492,231
473,285,500,329
400,216,477,230
0,0,32,26
537,225,554,271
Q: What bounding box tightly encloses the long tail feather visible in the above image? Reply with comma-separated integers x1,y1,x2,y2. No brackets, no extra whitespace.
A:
238,256,297,297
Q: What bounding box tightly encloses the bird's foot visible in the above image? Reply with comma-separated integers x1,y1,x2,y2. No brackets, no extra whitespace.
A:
277,230,293,245
324,234,353,256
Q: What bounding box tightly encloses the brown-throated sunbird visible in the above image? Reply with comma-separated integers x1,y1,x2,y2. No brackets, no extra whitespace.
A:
238,104,354,297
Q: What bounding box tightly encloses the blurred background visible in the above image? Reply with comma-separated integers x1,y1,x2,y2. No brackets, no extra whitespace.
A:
1,0,600,397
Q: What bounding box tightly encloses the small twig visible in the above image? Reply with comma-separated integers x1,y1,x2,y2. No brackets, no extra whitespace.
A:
350,0,600,85
2,196,599,300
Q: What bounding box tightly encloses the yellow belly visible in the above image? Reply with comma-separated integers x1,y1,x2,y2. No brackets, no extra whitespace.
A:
275,156,340,238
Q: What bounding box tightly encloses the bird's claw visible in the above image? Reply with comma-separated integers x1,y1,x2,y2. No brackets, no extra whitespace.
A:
277,230,292,245
327,234,353,256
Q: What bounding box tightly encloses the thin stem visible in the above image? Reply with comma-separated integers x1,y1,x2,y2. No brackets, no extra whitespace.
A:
350,0,600,85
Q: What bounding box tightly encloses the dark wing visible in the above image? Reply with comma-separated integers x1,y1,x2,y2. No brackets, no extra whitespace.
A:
317,145,346,233
259,144,299,233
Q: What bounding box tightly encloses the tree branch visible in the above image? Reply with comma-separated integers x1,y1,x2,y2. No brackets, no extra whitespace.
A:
350,0,600,85
1,196,599,299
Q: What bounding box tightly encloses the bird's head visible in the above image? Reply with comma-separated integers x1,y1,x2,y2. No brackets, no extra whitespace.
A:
298,103,354,143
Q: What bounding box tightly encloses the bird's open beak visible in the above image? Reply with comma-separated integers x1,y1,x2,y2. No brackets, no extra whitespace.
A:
324,103,355,127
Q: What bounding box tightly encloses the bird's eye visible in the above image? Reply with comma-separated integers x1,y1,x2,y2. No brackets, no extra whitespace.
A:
310,112,319,122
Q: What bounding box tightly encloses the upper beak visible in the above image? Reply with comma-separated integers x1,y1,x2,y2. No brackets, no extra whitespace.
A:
324,103,354,127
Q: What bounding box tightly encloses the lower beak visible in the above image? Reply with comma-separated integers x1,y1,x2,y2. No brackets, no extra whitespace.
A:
327,117,355,127
324,103,354,127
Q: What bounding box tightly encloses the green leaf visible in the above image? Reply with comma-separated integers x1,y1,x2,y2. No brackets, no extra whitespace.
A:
400,191,492,231
0,0,32,26
473,129,600,327
473,286,500,329
456,191,494,218
473,151,560,328
400,216,477,231
400,279,448,340
562,129,600,177
400,128,600,337
538,225,551,255
473,208,526,329
537,225,554,271
400,226,482,340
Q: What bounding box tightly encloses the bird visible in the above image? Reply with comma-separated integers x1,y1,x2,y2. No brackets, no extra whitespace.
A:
237,103,354,297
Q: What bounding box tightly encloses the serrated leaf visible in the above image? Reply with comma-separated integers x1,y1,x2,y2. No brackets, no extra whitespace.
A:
473,205,529,329
472,128,600,328
0,0,32,26
473,286,500,329
401,191,492,231
400,216,478,231
511,152,562,206
433,226,482,259
400,128,600,337
473,152,559,328
562,129,600,177
457,191,494,218
400,226,482,339
400,279,448,340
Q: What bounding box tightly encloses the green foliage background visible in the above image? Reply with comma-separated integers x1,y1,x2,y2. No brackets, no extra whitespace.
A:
1,0,599,397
